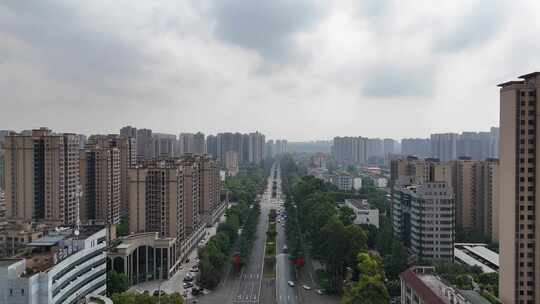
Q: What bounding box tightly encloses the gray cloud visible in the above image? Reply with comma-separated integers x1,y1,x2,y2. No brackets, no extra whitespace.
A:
0,1,148,91
434,1,505,53
361,66,433,98
208,0,324,61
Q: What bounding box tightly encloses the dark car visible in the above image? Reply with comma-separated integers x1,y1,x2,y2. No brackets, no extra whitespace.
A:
192,287,203,295
183,276,194,282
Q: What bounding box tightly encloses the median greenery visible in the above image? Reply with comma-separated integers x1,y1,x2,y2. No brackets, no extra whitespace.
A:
264,209,277,278
110,292,184,304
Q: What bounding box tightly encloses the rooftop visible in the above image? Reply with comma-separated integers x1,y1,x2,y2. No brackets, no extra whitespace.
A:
401,266,491,304
0,258,23,268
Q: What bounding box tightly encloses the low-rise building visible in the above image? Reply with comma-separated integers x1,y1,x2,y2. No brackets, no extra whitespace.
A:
0,225,107,304
373,177,388,188
400,266,491,304
332,172,353,191
107,232,178,284
353,177,362,190
454,243,499,273
344,199,379,228
0,222,46,257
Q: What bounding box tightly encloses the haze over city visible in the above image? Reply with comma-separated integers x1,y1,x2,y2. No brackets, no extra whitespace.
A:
4,1,539,139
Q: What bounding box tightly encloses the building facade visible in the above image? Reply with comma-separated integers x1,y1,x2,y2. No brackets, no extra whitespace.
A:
0,226,107,304
430,133,459,162
498,72,540,304
80,147,121,225
4,128,80,225
393,179,455,261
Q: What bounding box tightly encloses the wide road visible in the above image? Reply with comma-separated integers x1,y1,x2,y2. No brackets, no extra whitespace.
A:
274,165,300,304
230,162,280,304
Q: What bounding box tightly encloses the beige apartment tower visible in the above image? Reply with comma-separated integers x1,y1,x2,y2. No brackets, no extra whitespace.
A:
499,72,540,304
128,162,184,240
87,134,137,216
80,147,121,225
3,128,80,225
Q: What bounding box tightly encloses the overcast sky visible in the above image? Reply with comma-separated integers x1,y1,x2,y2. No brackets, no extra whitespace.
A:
1,0,539,141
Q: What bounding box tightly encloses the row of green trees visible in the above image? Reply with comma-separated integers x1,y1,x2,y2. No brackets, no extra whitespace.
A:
110,292,184,304
237,202,261,264
280,155,409,301
198,199,259,288
223,165,265,203
198,166,266,288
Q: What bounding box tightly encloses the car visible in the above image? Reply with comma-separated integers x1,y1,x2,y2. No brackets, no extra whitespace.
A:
302,285,311,290
316,289,324,295
183,282,194,288
183,276,194,282
288,281,295,287
190,268,199,272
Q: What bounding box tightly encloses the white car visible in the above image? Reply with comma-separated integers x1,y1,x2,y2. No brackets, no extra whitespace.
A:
302,285,311,290
288,281,295,287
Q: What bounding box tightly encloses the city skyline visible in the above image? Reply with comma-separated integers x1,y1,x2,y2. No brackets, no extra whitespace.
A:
4,1,537,140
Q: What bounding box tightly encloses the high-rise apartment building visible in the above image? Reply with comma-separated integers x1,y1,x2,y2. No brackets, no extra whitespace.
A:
391,157,499,241
248,132,265,164
392,180,454,261
401,138,431,158
225,151,239,176
367,138,384,163
4,128,80,225
180,156,201,236
498,72,540,304
332,136,368,164
206,135,218,158
482,158,499,242
136,128,153,161
266,140,275,159
456,130,499,160
120,125,137,138
383,138,398,156
127,155,220,244
0,130,12,191
213,132,267,166
79,147,121,225
78,134,88,149
178,133,194,155
152,133,176,158
193,132,206,155
128,160,184,240
198,155,220,226
178,132,206,155
87,134,136,217
275,139,288,155
430,133,458,161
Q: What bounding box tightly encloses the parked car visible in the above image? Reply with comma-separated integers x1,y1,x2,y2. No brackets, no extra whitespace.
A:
192,287,203,295
183,282,194,288
183,276,194,282
288,281,295,287
316,289,324,295
302,285,311,290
